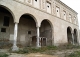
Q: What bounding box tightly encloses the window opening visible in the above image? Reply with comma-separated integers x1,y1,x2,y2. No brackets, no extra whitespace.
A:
28,31,31,35
3,16,10,27
47,6,49,8
57,10,58,12
35,0,37,2
1,28,6,32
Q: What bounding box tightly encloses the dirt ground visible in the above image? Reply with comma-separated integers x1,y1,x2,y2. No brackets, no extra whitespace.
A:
9,53,58,57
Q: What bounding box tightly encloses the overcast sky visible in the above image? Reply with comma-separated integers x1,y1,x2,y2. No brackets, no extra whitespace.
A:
60,0,80,29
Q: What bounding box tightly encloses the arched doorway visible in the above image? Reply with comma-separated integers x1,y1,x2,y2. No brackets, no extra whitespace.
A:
0,5,14,48
74,29,77,44
40,20,52,46
18,14,37,47
67,27,72,44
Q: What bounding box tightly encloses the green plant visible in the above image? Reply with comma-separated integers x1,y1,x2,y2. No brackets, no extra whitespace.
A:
66,51,80,57
0,53,9,57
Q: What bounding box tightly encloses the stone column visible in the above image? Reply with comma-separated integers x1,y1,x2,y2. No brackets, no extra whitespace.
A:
12,23,19,51
36,26,40,47
72,32,74,45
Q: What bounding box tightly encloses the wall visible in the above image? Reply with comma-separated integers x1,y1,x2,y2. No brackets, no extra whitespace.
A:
0,12,14,43
0,0,79,46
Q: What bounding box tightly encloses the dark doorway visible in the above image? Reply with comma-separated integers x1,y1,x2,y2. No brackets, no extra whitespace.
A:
74,29,77,44
40,20,52,46
67,27,72,44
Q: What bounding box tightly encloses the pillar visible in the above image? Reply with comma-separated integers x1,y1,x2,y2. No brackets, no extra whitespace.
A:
36,26,40,47
72,32,74,45
12,23,19,51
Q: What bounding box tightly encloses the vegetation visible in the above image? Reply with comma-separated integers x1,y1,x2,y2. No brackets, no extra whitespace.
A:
9,46,57,54
0,53,9,57
9,44,80,53
65,51,80,57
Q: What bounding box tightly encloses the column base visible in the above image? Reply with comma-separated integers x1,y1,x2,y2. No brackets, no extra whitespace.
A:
12,45,19,51
37,45,41,48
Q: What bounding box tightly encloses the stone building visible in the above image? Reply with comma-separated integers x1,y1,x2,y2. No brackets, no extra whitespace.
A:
0,0,79,50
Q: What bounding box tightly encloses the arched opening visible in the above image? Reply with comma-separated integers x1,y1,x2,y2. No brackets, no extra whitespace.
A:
0,6,14,48
18,14,37,47
67,27,72,44
74,29,77,44
40,20,52,46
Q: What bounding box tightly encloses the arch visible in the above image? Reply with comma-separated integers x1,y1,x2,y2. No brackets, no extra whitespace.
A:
74,29,78,44
0,5,15,48
67,26,72,44
40,19,53,29
19,13,38,27
40,19,54,46
18,13,38,47
67,26,72,33
0,5,15,22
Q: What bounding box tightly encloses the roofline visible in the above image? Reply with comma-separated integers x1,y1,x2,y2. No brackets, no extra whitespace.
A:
55,0,78,14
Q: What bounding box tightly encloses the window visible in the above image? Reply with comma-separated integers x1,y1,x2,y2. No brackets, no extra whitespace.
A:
74,16,76,24
34,0,39,8
3,16,10,27
46,2,51,13
56,7,60,17
69,14,72,22
47,6,49,8
28,31,31,34
35,0,37,2
1,28,6,32
63,11,66,20
56,9,58,12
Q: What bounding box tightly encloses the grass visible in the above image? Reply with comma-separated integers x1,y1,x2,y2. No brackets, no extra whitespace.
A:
9,44,80,56
57,44,80,50
9,46,57,54
65,51,80,57
0,53,9,57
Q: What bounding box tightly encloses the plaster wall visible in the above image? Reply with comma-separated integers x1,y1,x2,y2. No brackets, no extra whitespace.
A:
0,0,79,46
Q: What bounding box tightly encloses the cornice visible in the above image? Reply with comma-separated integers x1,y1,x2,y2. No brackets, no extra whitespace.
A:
54,0,78,14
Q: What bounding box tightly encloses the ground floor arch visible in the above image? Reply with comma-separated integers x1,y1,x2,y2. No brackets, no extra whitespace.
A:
67,27,73,44
74,29,78,44
0,5,15,48
18,14,37,47
40,19,53,46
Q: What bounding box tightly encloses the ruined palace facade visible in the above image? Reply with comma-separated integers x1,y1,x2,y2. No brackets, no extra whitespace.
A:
0,0,79,50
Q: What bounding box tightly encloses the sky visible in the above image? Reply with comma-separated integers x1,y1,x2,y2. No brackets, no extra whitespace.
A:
60,0,80,29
